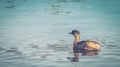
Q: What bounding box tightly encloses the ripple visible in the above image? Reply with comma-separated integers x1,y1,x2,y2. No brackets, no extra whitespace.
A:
57,0,86,3
6,47,22,55
41,55,47,59
44,66,55,67
106,45,120,48
0,46,5,51
5,5,14,8
47,44,71,51
29,44,40,49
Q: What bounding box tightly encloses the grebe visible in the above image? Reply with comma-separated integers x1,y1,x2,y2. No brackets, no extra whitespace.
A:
69,30,100,62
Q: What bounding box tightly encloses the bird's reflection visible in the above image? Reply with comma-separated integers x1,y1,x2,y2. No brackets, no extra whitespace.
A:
67,50,99,62
81,50,99,56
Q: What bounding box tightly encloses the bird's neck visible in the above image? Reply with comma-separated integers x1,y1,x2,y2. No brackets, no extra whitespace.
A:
74,35,80,45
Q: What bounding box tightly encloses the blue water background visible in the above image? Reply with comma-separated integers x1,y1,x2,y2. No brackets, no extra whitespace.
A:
0,0,120,67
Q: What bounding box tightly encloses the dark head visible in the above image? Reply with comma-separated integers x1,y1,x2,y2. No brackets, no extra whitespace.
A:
69,30,80,36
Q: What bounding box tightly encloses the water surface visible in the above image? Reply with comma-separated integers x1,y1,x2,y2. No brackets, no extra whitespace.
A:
0,0,120,67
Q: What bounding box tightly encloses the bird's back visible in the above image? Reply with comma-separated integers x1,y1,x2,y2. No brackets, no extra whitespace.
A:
78,40,100,50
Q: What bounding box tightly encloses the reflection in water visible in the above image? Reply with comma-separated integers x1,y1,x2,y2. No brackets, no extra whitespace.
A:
67,50,99,62
81,50,99,56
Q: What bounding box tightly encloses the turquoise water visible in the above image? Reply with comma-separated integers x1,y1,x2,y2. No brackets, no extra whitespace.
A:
0,0,120,67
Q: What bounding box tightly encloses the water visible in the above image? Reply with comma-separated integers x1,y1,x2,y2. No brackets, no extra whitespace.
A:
0,0,120,67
